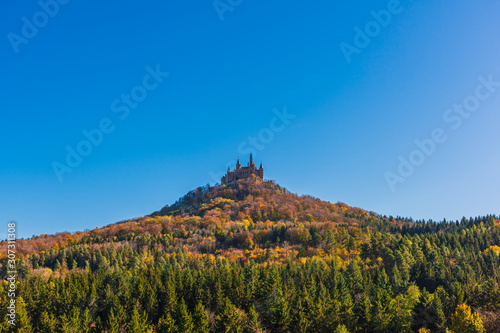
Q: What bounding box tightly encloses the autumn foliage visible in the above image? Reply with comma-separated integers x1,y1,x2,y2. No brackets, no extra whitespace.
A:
0,178,499,332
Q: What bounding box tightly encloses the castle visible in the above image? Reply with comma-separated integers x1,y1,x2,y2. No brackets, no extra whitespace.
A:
221,154,264,185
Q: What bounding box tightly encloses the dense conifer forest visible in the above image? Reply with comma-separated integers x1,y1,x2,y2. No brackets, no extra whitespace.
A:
1,177,499,332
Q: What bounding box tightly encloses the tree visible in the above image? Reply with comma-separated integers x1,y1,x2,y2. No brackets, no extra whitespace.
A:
108,308,121,333
292,298,311,333
346,260,363,295
391,285,421,333
334,324,350,333
16,297,33,333
268,278,290,332
128,306,149,333
412,289,446,332
247,303,265,333
60,308,81,333
177,300,195,333
39,311,57,333
217,297,244,333
158,313,177,333
449,304,484,333
355,293,372,332
80,308,92,333
193,301,210,333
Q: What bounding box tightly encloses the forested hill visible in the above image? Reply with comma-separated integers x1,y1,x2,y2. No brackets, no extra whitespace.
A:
153,177,371,223
1,178,500,332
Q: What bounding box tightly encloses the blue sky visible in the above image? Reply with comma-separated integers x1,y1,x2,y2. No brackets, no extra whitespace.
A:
1,0,500,239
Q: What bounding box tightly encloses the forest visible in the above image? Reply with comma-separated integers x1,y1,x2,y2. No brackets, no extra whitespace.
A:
1,177,499,332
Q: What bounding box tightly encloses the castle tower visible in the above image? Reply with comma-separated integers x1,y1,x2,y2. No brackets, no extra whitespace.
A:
221,154,264,185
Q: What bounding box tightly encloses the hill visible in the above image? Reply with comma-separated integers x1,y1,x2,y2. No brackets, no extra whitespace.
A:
1,178,499,332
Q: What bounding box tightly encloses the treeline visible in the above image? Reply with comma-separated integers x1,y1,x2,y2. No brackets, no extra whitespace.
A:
1,223,499,331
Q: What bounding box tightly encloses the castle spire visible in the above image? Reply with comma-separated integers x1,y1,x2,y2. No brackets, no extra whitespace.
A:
221,156,264,185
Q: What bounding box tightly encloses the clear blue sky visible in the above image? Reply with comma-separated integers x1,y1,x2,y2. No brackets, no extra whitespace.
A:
2,0,500,239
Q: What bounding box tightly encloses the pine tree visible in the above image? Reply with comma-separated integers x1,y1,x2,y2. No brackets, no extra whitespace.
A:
247,303,264,333
127,305,149,333
193,301,210,333
158,312,177,333
217,297,244,332
412,288,445,332
293,298,311,333
60,307,81,333
355,293,372,332
54,259,61,271
267,272,290,333
177,299,195,333
39,311,57,333
16,297,33,333
338,272,354,330
346,260,363,295
372,285,393,332
108,308,121,333
311,282,329,331
164,278,178,314
392,264,404,294
391,285,421,333
81,308,92,333
429,294,446,331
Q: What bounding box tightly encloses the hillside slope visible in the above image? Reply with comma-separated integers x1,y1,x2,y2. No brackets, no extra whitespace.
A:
1,178,499,332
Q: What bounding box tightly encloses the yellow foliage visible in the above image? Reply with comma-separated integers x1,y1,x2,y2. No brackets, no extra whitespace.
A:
450,304,485,333
418,328,431,333
316,249,326,257
485,245,500,256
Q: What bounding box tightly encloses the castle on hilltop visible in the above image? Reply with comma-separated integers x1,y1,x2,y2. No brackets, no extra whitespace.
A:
221,154,264,185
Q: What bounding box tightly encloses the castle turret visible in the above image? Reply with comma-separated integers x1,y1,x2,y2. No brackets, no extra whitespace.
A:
221,155,264,185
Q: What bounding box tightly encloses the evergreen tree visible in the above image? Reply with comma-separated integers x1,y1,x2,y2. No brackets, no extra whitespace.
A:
177,299,195,333
16,297,33,333
247,303,264,333
193,301,210,333
158,313,177,333
39,311,57,333
292,298,311,333
346,260,363,295
217,297,244,333
108,308,121,333
127,306,149,333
